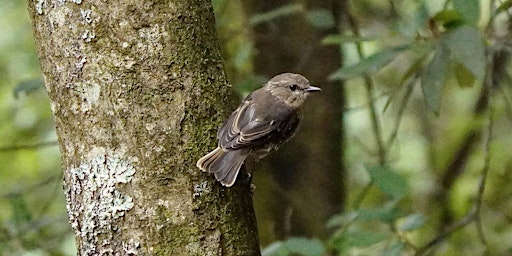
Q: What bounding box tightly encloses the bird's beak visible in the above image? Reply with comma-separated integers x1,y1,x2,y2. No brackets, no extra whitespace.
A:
305,85,321,92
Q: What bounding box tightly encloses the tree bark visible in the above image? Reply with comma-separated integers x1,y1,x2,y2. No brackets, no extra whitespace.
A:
28,0,260,255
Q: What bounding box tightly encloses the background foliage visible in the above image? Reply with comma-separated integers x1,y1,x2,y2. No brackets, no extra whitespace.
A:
1,0,511,255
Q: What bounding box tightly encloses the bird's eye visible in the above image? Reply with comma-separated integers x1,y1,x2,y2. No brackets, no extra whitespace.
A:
289,84,298,91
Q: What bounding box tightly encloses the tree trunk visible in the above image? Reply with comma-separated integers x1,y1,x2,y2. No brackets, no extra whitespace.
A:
28,0,260,255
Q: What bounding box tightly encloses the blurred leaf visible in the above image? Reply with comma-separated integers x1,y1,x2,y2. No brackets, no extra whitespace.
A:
413,2,430,32
306,8,335,29
262,241,286,256
421,44,449,115
357,205,404,223
365,165,409,199
382,90,398,114
234,41,254,70
453,0,480,25
455,63,476,88
13,78,44,98
333,231,387,248
432,9,464,29
284,237,325,256
401,53,429,83
322,35,376,45
497,0,512,14
326,211,358,228
382,242,405,256
7,193,33,225
443,26,486,80
398,213,425,231
250,4,303,25
262,238,325,256
329,45,410,80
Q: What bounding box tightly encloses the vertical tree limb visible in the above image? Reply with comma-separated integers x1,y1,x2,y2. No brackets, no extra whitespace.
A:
28,0,260,254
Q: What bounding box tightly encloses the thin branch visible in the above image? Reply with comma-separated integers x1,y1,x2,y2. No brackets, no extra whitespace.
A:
0,141,59,152
473,111,493,254
390,221,418,251
346,11,386,166
416,103,494,255
386,76,417,149
496,77,512,121
415,206,477,255
442,0,452,10
1,173,61,199
473,57,498,254
352,181,373,210
436,85,489,227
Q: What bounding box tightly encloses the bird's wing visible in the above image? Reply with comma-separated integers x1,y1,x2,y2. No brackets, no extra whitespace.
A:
218,96,278,150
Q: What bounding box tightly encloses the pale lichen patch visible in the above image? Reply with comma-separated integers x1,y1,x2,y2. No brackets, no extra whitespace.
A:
193,181,210,198
66,151,138,255
36,0,46,15
82,29,96,42
75,82,100,113
80,8,92,24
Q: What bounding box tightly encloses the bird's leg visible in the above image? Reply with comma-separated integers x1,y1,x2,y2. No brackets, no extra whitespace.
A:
242,160,257,193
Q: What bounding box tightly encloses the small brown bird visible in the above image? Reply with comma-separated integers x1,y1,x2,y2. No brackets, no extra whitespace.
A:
196,73,321,187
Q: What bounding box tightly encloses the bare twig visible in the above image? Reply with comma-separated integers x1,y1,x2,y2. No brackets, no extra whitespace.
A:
473,55,498,254
415,206,477,255
344,5,387,210
352,181,373,210
416,104,494,255
0,141,59,152
473,110,493,255
346,11,386,166
1,174,61,199
386,76,417,149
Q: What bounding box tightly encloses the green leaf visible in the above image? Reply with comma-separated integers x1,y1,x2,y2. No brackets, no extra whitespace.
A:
365,166,409,199
382,242,405,256
432,9,464,29
413,3,430,33
262,241,287,256
382,90,398,114
455,63,476,88
357,205,404,223
401,53,428,83
263,238,325,256
13,78,44,98
284,237,325,256
421,44,449,115
234,41,254,70
326,211,358,228
338,231,387,248
443,26,486,80
250,4,303,25
453,0,480,25
306,9,335,29
7,193,33,225
497,0,512,14
398,213,426,231
329,45,410,80
322,35,376,45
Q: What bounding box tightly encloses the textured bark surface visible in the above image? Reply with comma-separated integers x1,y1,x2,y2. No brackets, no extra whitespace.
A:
28,0,260,255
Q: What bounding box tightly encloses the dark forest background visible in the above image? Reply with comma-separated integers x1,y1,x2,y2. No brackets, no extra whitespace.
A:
1,0,512,255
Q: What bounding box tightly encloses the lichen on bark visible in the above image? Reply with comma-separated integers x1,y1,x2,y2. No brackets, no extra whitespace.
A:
66,148,138,254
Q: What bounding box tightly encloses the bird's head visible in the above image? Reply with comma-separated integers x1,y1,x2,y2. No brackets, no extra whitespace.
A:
265,73,321,108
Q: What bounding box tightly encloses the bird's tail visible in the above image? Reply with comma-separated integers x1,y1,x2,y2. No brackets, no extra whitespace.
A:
196,147,248,187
